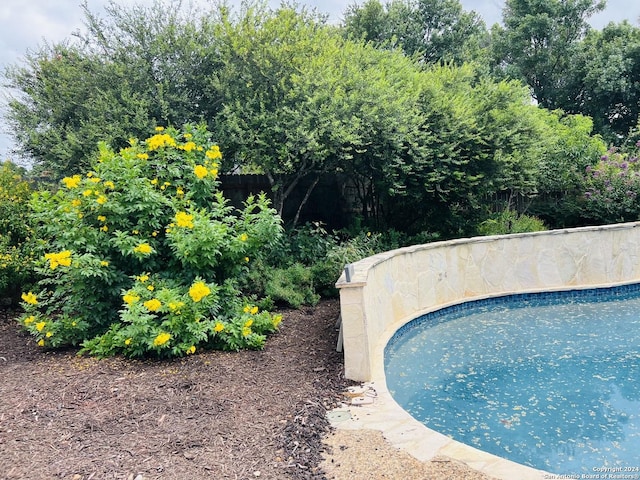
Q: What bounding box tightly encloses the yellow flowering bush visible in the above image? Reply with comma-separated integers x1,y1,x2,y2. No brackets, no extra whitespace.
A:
19,125,283,357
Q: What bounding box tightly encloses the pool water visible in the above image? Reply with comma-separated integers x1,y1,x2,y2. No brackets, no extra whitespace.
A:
384,286,640,474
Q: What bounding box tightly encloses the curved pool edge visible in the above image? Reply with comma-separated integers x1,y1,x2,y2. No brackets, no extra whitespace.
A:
328,382,549,480
335,223,640,479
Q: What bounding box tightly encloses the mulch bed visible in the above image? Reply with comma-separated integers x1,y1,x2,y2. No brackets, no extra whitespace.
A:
0,299,352,480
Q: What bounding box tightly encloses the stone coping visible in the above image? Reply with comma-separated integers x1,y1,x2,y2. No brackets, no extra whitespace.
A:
334,222,640,479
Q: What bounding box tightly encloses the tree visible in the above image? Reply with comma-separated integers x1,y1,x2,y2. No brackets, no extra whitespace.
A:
213,5,426,225
343,0,489,65
566,21,640,142
491,0,605,109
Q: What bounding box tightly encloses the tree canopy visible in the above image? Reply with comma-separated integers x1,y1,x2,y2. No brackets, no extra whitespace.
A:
343,0,489,65
1,0,629,236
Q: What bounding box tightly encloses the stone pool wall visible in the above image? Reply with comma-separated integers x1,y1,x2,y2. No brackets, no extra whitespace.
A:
336,222,640,381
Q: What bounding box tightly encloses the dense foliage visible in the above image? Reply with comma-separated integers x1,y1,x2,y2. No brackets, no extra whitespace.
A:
3,0,640,325
18,125,284,356
0,161,38,301
342,0,489,65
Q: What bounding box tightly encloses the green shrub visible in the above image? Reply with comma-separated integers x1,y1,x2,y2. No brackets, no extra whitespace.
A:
581,144,640,224
0,161,38,302
311,231,382,297
19,125,283,356
264,263,320,309
477,209,547,236
242,225,387,306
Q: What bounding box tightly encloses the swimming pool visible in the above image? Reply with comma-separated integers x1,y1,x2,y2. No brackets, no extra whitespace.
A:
385,284,640,475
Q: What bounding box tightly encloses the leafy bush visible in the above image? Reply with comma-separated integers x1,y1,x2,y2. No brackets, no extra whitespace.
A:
242,223,385,306
477,209,547,236
264,262,320,309
312,231,382,297
581,144,640,224
19,125,283,356
0,161,38,302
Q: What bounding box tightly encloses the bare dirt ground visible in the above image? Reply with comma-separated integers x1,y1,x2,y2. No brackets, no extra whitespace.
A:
0,299,494,480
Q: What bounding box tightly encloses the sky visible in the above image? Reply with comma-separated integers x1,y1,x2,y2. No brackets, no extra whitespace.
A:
2,0,640,166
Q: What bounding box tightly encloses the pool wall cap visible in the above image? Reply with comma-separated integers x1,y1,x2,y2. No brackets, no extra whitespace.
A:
335,221,640,288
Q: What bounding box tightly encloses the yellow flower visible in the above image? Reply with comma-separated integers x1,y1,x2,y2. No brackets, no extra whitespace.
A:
71,199,82,207
210,168,219,178
71,321,77,327
176,187,185,196
104,181,115,189
242,326,252,337
194,165,208,179
189,281,211,302
123,292,140,305
100,225,109,232
21,291,38,305
239,233,248,242
186,345,196,355
168,301,185,311
35,321,46,332
147,133,176,150
244,319,254,328
150,178,158,185
89,177,101,184
244,257,250,263
38,339,45,347
44,250,72,270
205,145,222,160
96,195,107,205
175,211,194,229
147,285,154,291
133,243,153,255
45,331,53,338
125,338,132,345
137,274,149,283
272,314,283,328
24,315,35,325
144,298,162,312
62,175,81,189
155,126,165,132
97,215,107,222
184,133,193,139
214,322,225,332
100,260,110,267
153,332,171,347
137,153,149,160
180,141,197,152
82,189,93,197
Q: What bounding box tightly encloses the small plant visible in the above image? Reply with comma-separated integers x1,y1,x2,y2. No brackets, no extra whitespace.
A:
312,231,382,297
264,263,320,309
19,125,284,356
241,224,385,306
477,209,547,236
